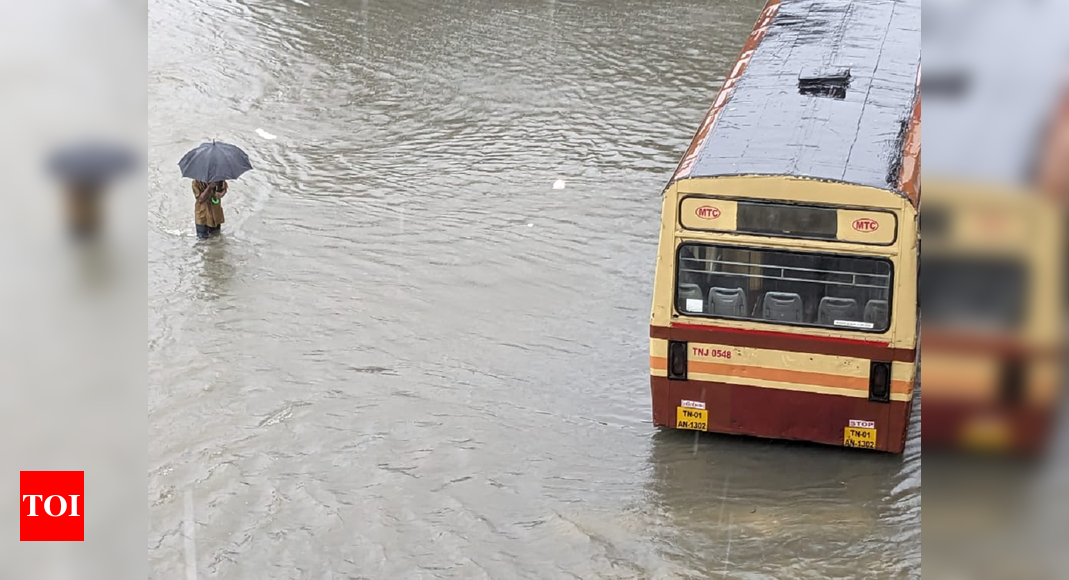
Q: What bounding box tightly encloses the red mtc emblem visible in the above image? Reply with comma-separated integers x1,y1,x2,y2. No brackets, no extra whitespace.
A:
20,471,84,541
852,218,879,233
695,206,721,220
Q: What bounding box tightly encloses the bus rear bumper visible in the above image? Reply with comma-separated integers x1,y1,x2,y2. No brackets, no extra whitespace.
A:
921,399,1054,456
651,376,912,453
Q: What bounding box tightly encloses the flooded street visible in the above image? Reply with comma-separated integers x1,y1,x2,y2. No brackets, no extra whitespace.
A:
148,0,920,577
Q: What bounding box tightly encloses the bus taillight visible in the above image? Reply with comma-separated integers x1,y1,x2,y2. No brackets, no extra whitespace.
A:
869,361,891,402
668,341,688,380
1000,359,1025,406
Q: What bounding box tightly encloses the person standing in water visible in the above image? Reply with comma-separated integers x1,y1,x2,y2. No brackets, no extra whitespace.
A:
193,179,227,238
63,181,105,240
179,140,252,237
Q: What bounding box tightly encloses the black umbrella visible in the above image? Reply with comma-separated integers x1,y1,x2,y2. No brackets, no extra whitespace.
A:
47,140,137,184
178,140,253,183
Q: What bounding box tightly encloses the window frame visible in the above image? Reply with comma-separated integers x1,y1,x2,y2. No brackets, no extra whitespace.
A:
673,241,896,334
677,196,900,247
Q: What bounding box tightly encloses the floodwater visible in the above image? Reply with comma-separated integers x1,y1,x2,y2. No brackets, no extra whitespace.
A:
147,0,921,578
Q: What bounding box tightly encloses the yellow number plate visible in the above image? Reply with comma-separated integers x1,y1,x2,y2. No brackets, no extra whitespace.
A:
960,417,1012,452
676,407,708,431
844,426,877,449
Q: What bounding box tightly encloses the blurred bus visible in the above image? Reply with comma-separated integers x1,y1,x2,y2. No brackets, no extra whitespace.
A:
921,55,1068,455
920,185,1063,454
648,0,921,453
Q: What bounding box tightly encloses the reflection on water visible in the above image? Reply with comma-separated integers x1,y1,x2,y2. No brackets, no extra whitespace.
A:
193,238,237,302
149,0,920,577
647,430,920,577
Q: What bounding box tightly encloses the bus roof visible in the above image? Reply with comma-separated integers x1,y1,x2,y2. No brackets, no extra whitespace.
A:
671,0,921,205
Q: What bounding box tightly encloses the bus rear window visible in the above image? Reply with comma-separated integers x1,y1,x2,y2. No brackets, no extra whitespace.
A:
675,244,893,332
920,256,1026,331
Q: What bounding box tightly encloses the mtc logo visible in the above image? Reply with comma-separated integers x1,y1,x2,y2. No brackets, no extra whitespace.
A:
20,471,83,541
852,218,879,233
695,205,721,220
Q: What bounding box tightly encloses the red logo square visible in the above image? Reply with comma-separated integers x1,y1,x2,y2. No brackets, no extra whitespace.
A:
20,471,84,541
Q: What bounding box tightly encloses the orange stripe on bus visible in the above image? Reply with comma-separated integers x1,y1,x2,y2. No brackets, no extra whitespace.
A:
650,359,911,395
897,72,921,206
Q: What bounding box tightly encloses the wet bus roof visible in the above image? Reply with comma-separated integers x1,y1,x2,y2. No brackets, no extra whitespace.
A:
672,0,921,201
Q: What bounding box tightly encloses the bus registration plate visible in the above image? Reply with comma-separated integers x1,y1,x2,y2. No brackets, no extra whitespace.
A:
843,421,877,449
676,407,708,431
960,416,1011,452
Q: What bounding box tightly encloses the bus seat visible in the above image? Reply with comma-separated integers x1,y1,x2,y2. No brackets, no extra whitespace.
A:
864,299,889,328
677,283,705,313
817,297,860,325
708,287,748,317
762,292,804,322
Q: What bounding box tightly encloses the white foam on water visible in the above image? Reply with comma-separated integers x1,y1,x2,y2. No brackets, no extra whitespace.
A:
256,128,277,140
552,179,566,190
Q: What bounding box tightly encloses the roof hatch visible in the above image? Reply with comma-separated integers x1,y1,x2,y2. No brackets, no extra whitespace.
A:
798,67,851,99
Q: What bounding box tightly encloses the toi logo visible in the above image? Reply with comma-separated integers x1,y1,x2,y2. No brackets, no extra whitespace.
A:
20,471,83,541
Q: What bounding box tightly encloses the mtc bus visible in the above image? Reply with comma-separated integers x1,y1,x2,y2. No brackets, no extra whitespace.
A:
920,31,1068,455
921,185,1063,454
649,0,920,453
